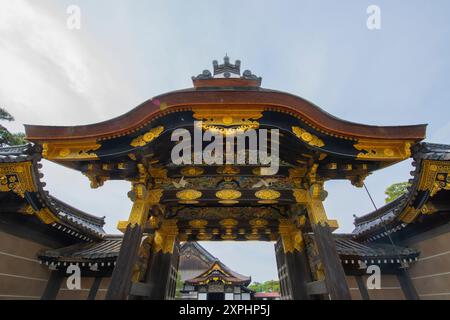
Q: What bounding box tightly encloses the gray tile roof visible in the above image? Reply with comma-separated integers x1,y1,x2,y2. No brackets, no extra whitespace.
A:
352,142,450,240
0,144,34,162
39,236,419,265
39,235,122,261
0,143,105,239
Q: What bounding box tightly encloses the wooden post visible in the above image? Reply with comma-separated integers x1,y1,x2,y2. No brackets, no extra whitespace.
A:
105,223,143,300
105,184,161,300
355,276,370,300
305,185,351,300
87,277,102,300
144,220,178,300
41,271,63,300
274,241,289,299
145,251,173,299
285,249,313,299
165,241,180,300
277,221,313,300
397,268,419,300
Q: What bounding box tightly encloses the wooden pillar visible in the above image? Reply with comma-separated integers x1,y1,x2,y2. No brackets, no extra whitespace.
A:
145,251,173,299
304,185,351,300
41,271,63,300
105,183,160,300
106,223,143,300
286,250,313,299
165,241,180,300
87,277,102,300
141,219,179,300
274,241,289,299
277,221,313,300
397,268,419,300
355,276,370,300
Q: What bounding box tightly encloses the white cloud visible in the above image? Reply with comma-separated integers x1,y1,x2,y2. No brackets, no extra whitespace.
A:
0,0,137,130
0,0,137,232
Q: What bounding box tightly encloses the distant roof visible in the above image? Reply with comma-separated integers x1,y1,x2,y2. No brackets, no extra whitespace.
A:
180,241,217,263
185,260,251,286
179,242,252,284
254,292,280,298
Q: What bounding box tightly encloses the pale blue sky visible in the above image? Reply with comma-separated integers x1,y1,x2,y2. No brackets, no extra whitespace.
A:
1,0,449,282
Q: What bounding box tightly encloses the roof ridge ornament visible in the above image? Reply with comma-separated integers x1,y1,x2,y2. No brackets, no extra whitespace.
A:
213,55,241,77
192,56,262,87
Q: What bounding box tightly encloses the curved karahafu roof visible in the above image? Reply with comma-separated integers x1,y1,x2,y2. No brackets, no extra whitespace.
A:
24,87,426,142
21,58,428,233
23,55,426,143
352,143,450,242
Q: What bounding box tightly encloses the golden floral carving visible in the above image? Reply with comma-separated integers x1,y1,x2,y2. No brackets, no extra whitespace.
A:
219,218,238,228
245,232,261,240
147,189,163,204
293,189,308,204
130,126,164,147
176,189,202,201
216,189,241,205
216,189,241,200
152,219,178,254
149,167,168,180
418,160,450,197
176,189,201,204
292,126,324,148
0,162,35,197
217,165,240,175
249,218,268,228
278,219,304,253
189,219,208,229
193,108,263,136
42,141,100,161
255,189,281,200
197,232,213,240
181,167,204,177
354,140,412,161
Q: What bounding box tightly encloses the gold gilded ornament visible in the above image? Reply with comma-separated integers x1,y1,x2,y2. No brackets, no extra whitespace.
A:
255,189,281,200
42,140,101,161
292,126,324,148
131,126,164,147
189,219,208,229
177,189,202,204
216,189,241,205
354,139,412,161
217,165,240,175
181,167,204,177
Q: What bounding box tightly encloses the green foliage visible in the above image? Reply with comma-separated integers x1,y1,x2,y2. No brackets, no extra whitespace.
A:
248,280,280,293
0,108,26,146
385,182,411,203
175,272,184,299
0,108,14,121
